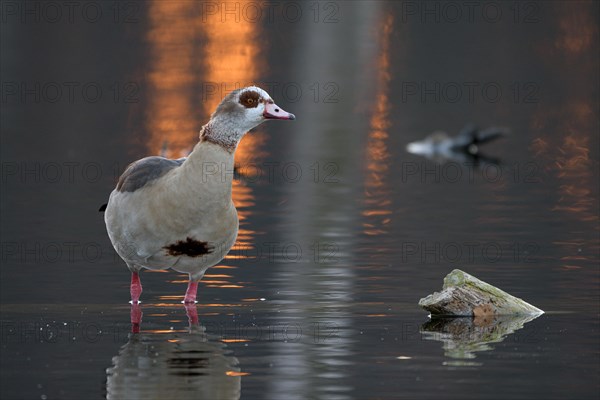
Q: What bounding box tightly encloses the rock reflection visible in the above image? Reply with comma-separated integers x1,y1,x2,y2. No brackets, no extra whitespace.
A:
106,305,240,400
421,314,541,366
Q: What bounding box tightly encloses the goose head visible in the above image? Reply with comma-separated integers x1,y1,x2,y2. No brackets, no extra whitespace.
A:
211,86,295,133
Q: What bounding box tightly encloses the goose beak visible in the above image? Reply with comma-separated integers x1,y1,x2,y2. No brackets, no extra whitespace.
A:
263,102,295,120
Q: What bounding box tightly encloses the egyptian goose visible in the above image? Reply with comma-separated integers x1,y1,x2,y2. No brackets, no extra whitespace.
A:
102,86,295,304
406,124,508,163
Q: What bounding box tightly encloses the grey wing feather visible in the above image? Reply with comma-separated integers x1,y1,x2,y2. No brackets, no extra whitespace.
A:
116,156,186,193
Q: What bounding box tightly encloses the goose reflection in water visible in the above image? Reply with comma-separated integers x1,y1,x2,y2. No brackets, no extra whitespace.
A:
106,305,240,400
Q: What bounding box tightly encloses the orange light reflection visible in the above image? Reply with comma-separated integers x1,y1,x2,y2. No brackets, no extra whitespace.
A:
364,314,388,317
145,1,202,158
145,1,266,292
226,371,250,377
363,14,394,238
147,329,188,334
206,285,245,289
199,0,264,270
529,4,599,271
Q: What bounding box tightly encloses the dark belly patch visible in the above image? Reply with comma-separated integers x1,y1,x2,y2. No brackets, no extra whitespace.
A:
164,237,214,257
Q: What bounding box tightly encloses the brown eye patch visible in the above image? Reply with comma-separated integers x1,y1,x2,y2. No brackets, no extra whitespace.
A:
239,90,260,108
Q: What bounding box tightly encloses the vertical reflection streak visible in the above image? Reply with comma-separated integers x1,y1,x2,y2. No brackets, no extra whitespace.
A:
198,1,265,270
145,1,267,290
529,4,599,271
363,15,394,238
146,1,200,158
266,4,382,399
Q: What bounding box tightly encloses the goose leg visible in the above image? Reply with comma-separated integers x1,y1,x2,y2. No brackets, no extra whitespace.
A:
130,302,142,333
183,280,199,304
184,303,199,327
130,271,143,304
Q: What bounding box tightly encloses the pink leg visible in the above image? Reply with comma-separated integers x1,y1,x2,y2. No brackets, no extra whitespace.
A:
183,280,199,304
130,302,142,334
130,271,142,304
184,303,199,327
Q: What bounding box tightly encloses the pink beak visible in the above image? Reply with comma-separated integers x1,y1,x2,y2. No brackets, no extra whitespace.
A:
263,101,295,120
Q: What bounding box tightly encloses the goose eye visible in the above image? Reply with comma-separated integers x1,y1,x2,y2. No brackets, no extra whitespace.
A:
239,90,260,108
